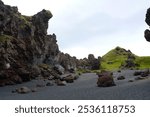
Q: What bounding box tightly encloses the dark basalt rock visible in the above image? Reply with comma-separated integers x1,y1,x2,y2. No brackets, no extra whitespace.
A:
0,0,78,86
97,71,116,87
145,8,150,42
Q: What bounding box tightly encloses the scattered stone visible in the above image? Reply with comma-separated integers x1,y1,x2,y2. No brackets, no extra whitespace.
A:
128,80,134,82
11,90,17,93
31,88,38,92
36,84,45,87
55,79,66,86
53,64,65,75
61,74,74,83
16,86,31,94
117,76,125,80
46,82,54,86
134,71,142,76
135,77,146,80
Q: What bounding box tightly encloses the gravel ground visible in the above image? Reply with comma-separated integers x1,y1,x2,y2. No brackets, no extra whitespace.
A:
0,70,150,100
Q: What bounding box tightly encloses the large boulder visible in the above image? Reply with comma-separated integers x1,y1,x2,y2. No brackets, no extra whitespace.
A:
53,64,65,75
145,8,150,42
97,71,115,87
61,74,74,83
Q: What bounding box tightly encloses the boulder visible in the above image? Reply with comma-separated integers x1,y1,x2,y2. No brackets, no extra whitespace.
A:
141,69,149,77
145,8,150,42
61,74,74,83
46,82,54,86
97,71,115,87
134,69,149,77
36,83,45,87
55,79,66,86
134,71,142,76
53,64,65,75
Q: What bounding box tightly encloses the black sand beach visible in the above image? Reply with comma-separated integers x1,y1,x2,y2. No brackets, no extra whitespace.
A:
0,70,150,100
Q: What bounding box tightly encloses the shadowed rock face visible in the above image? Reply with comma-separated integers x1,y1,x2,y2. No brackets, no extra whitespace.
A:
145,8,150,42
0,0,78,86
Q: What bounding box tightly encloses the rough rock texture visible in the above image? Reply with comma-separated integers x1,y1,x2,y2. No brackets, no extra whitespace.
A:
78,54,101,70
97,71,115,87
57,52,78,71
145,8,150,42
0,0,78,86
120,50,138,69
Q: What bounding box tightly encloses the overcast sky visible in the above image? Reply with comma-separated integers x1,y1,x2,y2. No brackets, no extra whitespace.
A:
3,0,150,59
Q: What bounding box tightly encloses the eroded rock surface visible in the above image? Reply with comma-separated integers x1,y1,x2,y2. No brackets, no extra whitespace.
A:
0,0,78,86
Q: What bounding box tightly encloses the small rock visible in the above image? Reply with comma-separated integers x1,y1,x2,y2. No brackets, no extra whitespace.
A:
134,71,142,76
56,79,66,86
16,86,31,94
60,74,75,83
117,76,125,80
135,77,146,80
31,88,38,92
141,72,149,77
36,84,45,87
128,80,134,82
46,82,54,86
12,90,17,93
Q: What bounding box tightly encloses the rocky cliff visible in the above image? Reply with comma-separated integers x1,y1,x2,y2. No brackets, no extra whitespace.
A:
0,0,78,86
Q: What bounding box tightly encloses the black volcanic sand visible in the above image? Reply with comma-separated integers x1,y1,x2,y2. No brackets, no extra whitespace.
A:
0,70,150,100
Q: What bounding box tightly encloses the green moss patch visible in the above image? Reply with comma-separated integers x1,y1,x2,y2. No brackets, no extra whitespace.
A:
0,34,13,42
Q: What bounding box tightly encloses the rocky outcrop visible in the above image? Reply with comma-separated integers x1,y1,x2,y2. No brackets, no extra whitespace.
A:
145,8,150,42
57,52,78,72
120,49,138,69
0,0,78,86
78,54,101,70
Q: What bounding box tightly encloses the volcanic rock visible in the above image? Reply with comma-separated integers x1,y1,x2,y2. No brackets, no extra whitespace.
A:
0,0,79,86
16,86,31,94
145,8,150,42
117,76,125,80
97,71,115,87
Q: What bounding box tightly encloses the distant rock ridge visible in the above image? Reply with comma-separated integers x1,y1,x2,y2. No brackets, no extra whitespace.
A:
0,0,79,86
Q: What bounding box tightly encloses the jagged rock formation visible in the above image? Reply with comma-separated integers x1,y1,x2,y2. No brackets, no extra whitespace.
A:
145,8,150,42
0,0,78,86
78,54,101,70
120,50,138,69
